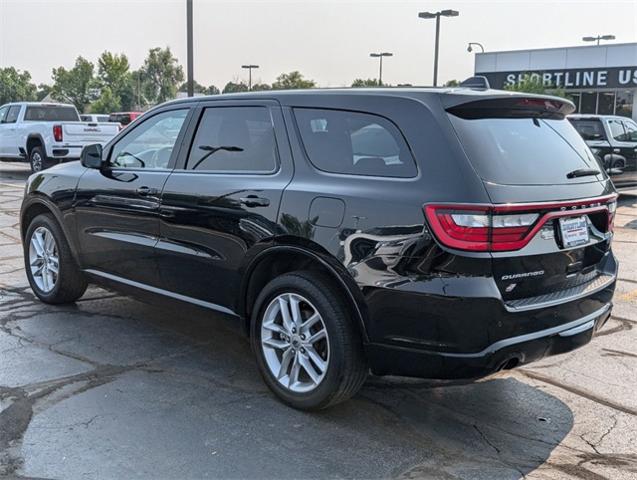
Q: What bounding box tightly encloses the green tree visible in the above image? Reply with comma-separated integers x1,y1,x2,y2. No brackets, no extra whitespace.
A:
90,86,121,113
205,85,220,95
222,81,249,94
178,81,219,95
36,83,53,101
51,56,95,112
271,71,315,90
96,51,135,110
250,83,271,91
504,73,566,98
140,47,185,104
0,67,37,104
351,78,379,88
444,79,460,87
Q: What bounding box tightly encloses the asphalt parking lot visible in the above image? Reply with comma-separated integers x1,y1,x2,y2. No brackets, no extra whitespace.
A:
1,161,636,480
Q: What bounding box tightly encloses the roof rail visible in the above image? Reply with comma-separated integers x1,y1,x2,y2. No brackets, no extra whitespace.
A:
459,76,490,90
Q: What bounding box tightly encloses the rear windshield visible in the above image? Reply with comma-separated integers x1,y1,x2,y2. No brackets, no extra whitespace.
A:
448,115,603,185
109,113,132,125
569,118,607,141
24,106,79,122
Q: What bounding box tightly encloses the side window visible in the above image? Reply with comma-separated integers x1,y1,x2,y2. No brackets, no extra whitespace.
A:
608,119,627,142
5,106,21,123
0,106,9,123
622,120,637,142
294,108,417,178
186,106,277,173
109,109,188,170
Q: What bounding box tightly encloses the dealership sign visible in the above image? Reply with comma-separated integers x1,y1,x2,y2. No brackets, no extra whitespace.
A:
482,66,637,89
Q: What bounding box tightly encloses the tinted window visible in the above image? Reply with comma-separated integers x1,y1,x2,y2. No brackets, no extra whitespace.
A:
187,107,277,172
80,115,91,121
448,115,602,185
0,106,8,122
24,106,79,122
569,119,606,141
5,106,21,123
109,113,132,125
294,108,416,177
109,109,188,170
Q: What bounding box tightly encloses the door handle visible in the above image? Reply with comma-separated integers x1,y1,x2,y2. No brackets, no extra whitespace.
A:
240,195,270,207
136,186,159,196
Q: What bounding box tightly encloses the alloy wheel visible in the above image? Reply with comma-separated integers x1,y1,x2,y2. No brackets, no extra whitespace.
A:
31,151,43,172
261,293,330,393
29,226,59,293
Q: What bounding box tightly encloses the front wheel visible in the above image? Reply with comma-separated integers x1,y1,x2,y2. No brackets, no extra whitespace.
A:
251,271,367,410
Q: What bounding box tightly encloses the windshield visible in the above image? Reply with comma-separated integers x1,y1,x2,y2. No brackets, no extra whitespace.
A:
448,115,604,185
24,106,79,122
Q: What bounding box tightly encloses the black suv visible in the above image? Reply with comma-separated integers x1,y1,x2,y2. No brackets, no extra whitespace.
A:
569,114,637,189
21,88,618,410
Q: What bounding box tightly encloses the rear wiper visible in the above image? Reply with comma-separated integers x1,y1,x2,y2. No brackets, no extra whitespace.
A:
566,168,600,179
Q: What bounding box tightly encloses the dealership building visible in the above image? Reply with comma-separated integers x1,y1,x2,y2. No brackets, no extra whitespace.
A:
474,42,637,120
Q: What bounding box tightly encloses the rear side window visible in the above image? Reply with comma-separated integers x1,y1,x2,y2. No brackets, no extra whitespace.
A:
24,106,79,122
448,115,602,185
622,120,637,142
294,108,417,178
109,114,132,125
569,119,606,141
186,106,277,173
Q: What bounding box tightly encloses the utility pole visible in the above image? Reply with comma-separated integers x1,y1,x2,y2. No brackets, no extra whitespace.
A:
186,0,194,97
369,52,393,86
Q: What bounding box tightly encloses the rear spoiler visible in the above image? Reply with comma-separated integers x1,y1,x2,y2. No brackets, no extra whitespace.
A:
447,96,575,120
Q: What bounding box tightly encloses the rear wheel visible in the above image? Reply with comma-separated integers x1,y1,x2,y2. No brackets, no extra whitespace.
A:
251,271,367,410
24,213,87,303
29,146,54,173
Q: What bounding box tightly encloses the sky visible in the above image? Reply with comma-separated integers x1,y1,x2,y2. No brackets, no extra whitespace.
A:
1,0,636,89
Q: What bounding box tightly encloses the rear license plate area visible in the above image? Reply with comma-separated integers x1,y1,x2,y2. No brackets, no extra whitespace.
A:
558,216,589,248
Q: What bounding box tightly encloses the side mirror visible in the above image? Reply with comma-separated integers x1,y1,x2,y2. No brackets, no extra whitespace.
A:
81,143,104,169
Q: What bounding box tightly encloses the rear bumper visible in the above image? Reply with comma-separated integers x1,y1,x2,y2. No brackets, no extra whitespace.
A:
367,302,612,379
49,145,83,159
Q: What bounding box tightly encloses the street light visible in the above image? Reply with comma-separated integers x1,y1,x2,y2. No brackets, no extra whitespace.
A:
369,52,393,86
418,9,459,86
241,64,259,90
582,34,616,45
467,42,484,53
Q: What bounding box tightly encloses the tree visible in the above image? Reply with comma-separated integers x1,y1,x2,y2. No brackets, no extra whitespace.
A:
351,78,379,88
222,81,248,94
0,67,37,104
140,47,184,104
90,87,121,113
271,71,315,90
250,83,271,91
96,51,135,110
444,79,460,87
178,81,220,96
36,84,53,101
51,56,95,112
504,73,566,98
205,85,220,95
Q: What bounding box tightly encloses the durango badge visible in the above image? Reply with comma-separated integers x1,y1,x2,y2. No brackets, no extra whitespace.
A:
501,270,545,281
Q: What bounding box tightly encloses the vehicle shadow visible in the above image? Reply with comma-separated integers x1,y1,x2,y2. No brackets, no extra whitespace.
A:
0,285,577,480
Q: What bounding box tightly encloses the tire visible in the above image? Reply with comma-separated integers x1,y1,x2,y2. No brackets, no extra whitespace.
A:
251,270,367,410
24,213,87,304
29,146,54,173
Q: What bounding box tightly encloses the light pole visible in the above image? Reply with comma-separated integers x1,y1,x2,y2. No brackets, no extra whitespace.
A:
241,65,259,90
467,42,484,53
369,52,393,86
186,0,194,97
418,9,459,86
582,34,615,45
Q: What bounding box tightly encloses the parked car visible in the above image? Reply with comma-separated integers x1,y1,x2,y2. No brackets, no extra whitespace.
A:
0,102,120,172
20,88,618,410
107,111,143,128
568,114,637,189
80,114,111,123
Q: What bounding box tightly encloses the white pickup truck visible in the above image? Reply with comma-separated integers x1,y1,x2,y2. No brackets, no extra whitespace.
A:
0,102,119,172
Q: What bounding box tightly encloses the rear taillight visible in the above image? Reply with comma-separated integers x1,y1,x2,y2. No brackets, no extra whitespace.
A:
607,200,617,232
53,124,63,142
425,195,617,252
